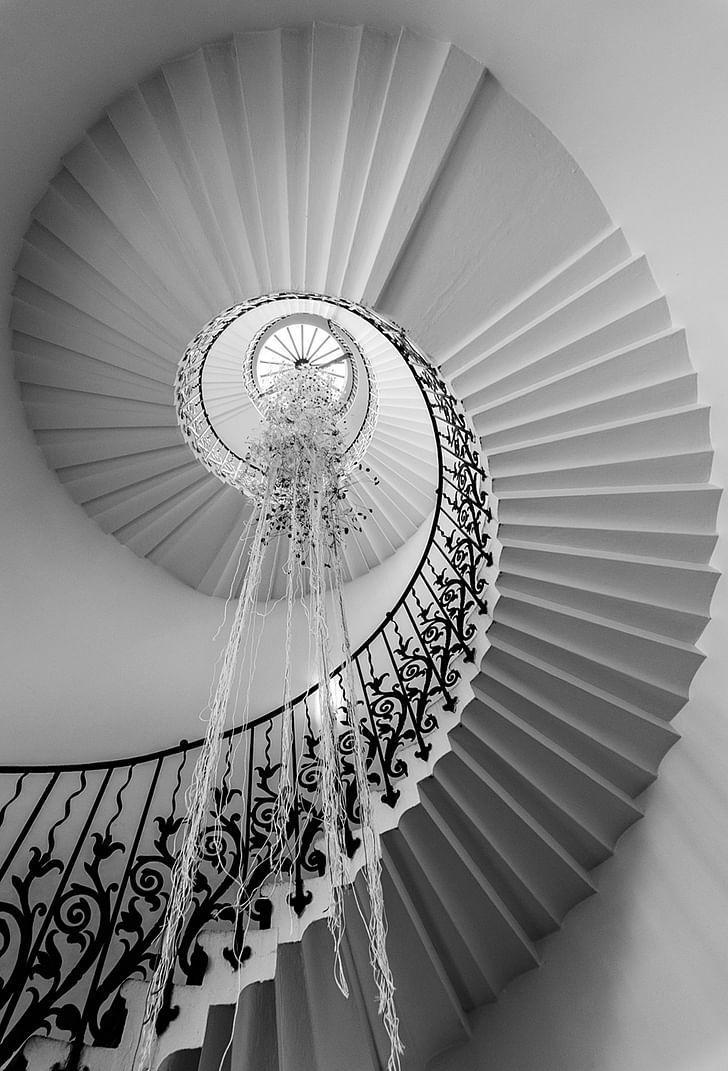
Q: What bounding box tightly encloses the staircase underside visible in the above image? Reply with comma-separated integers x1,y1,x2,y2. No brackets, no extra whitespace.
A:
7,22,720,1071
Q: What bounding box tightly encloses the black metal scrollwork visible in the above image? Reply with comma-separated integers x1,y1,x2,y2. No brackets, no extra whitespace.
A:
0,294,493,1065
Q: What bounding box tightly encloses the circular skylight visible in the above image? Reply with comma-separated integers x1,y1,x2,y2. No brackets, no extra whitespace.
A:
255,320,350,401
175,296,388,495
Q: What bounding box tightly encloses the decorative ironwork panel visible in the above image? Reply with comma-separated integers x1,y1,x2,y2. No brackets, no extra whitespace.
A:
0,294,494,1064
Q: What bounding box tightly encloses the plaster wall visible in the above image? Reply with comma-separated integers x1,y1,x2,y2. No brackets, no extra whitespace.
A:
2,1,728,1066
428,4,728,1069
429,696,728,1071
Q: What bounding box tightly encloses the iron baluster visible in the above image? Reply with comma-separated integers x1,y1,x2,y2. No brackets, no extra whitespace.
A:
81,756,165,1047
380,623,430,761
402,598,456,713
352,656,399,808
0,772,58,887
0,768,112,1056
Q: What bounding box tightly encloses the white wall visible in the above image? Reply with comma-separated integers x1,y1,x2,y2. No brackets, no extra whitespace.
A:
2,0,728,1064
430,694,728,1071
426,3,728,1068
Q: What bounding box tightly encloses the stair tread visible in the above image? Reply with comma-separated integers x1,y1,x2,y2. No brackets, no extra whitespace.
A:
496,586,703,656
486,403,710,454
489,629,685,725
419,783,542,963
500,536,719,574
450,254,653,387
466,691,645,814
457,326,683,410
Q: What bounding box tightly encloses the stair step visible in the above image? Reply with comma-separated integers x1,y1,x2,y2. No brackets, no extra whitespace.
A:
230,981,279,1071
150,485,257,591
15,329,171,399
353,867,471,1067
383,827,497,1009
84,460,209,529
437,740,595,925
496,484,721,535
339,29,458,299
301,907,392,1071
484,642,679,762
30,175,196,335
274,944,318,1071
499,521,718,564
363,41,484,303
426,764,561,938
15,234,180,362
455,708,613,870
436,227,636,376
500,538,719,609
488,405,711,470
451,255,659,396
463,326,689,422
495,588,704,695
474,664,657,796
117,476,221,553
497,571,710,644
465,693,644,841
197,1004,234,1071
493,450,713,493
419,778,541,964
490,617,689,722
479,372,698,444
60,445,192,500
399,803,539,994
382,840,472,1037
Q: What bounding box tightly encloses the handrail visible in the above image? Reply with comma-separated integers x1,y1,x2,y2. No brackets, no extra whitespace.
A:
0,298,494,1064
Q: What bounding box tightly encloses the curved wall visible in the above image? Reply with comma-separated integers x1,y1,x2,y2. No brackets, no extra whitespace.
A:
1,3,728,1070
430,6,728,1071
431,716,728,1071
427,7,728,1070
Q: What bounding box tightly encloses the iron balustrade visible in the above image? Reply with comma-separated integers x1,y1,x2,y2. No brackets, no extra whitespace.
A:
0,297,493,1066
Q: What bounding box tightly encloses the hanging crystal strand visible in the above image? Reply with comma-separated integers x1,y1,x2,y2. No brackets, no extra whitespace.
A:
310,475,350,997
272,463,300,888
133,469,277,1071
329,512,404,1071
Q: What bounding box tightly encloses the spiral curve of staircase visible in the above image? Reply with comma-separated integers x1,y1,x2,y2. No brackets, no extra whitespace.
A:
7,22,720,1071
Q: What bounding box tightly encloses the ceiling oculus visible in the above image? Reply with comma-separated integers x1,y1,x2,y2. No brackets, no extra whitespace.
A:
175,296,378,497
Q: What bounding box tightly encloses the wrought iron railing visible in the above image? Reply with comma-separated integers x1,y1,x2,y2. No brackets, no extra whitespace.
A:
0,298,493,1066
176,296,379,492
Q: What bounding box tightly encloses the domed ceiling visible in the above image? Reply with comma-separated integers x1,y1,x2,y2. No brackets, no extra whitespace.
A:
5,22,719,769
0,11,723,1071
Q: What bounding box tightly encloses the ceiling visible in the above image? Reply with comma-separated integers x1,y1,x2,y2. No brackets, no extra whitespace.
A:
1,0,726,770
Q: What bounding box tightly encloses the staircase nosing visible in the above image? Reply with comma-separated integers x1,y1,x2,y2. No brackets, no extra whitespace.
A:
498,536,719,575
484,638,682,737
381,841,472,1038
448,733,599,886
477,665,661,779
466,691,645,813
435,224,626,368
482,401,710,452
418,787,541,965
430,768,563,929
449,252,651,385
457,325,684,412
496,586,705,654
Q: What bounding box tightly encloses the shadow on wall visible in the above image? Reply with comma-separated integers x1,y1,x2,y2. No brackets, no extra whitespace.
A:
429,690,728,1071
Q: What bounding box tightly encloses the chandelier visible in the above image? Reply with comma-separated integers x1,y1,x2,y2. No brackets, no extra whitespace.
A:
134,304,402,1070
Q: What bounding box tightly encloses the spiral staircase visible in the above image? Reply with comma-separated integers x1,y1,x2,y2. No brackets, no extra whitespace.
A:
1,22,720,1071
